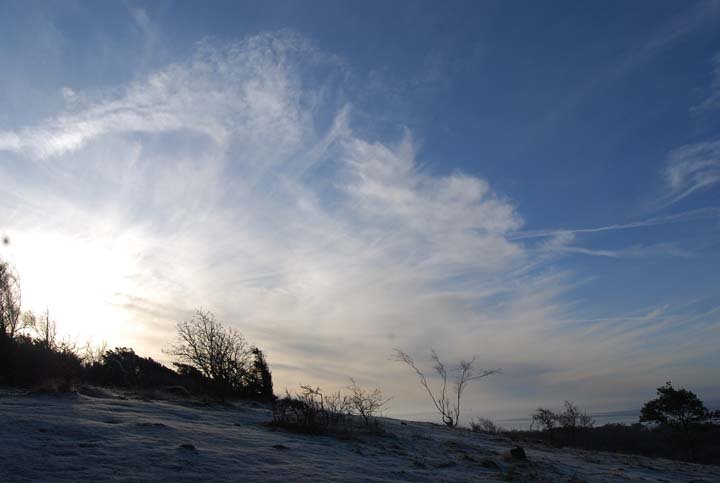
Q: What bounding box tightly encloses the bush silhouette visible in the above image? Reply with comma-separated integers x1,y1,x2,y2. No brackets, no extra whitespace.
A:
85,347,182,389
166,308,273,399
640,382,716,430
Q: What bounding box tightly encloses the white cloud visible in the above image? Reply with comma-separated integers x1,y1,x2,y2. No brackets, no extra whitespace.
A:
1,31,718,418
664,139,720,204
511,207,720,240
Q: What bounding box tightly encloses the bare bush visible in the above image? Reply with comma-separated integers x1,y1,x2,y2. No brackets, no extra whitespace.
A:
532,401,594,431
24,309,56,349
471,417,503,434
347,378,389,425
272,381,388,434
531,407,557,431
81,340,108,366
557,400,595,429
165,309,253,396
325,389,352,418
272,386,349,434
392,348,499,427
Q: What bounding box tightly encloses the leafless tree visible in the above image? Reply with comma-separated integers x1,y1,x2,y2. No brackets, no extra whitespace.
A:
324,389,352,418
531,401,594,431
557,400,594,429
392,348,499,427
531,407,557,430
81,340,108,366
347,378,389,425
166,309,252,394
0,260,21,339
25,308,56,349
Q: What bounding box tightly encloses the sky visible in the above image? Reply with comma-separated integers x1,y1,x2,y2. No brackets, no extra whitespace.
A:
0,0,719,422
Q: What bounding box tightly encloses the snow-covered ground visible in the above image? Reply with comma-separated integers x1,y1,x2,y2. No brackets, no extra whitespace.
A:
1,388,718,482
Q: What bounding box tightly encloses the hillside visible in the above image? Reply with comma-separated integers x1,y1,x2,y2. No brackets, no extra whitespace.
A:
1,388,718,482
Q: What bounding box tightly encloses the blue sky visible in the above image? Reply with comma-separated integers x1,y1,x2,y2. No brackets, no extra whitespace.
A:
1,0,719,421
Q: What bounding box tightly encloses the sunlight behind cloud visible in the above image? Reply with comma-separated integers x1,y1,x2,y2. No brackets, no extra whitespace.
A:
5,228,144,344
1,30,718,416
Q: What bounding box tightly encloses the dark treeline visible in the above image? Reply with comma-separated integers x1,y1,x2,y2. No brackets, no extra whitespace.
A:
0,334,275,401
473,391,720,465
504,422,720,466
0,259,274,401
1,258,392,436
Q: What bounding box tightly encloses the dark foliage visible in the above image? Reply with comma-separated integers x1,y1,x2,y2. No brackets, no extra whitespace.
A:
244,347,275,401
0,260,22,340
470,417,502,434
84,347,185,389
510,387,720,464
0,334,83,389
640,382,717,430
531,401,594,430
165,309,274,399
1,335,275,402
271,384,385,436
0,264,274,400
507,422,720,465
272,392,333,434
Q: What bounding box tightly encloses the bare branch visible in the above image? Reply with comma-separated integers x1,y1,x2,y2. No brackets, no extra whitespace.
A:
165,308,253,395
393,348,499,427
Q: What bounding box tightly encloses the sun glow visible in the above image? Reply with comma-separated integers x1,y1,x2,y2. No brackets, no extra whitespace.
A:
4,228,144,346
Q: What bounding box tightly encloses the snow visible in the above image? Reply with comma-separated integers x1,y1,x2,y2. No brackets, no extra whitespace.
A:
1,388,718,482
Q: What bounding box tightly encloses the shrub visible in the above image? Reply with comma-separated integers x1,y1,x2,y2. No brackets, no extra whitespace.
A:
640,382,717,431
531,407,557,431
471,418,502,434
531,401,594,430
244,347,275,401
506,422,720,465
347,378,389,425
392,348,499,427
85,347,183,389
0,335,83,388
271,388,337,434
165,309,273,398
271,382,387,435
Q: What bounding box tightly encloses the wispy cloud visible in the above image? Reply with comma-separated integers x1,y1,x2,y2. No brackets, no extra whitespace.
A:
662,140,720,204
548,243,691,259
0,31,534,385
1,31,717,415
511,207,720,240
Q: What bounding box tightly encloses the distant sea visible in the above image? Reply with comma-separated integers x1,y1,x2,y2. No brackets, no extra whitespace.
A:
495,409,640,431
394,401,720,431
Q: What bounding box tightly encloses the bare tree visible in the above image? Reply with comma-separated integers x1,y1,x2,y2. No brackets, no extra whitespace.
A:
26,308,56,349
392,348,499,427
531,407,557,430
531,401,594,431
166,309,252,394
81,340,108,366
0,260,21,339
347,378,389,425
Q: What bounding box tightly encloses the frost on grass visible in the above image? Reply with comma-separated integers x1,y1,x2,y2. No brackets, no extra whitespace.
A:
0,390,718,482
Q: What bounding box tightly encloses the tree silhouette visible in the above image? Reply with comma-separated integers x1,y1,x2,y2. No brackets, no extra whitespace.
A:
640,382,715,431
166,309,253,397
247,347,274,401
392,348,499,427
0,259,21,340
